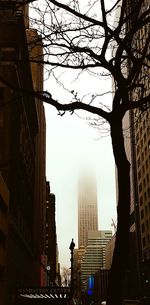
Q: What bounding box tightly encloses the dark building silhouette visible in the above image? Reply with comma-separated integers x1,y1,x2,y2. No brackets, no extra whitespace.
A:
0,8,38,305
27,27,47,286
0,2,46,303
45,182,57,284
125,0,150,298
113,1,150,300
94,269,109,303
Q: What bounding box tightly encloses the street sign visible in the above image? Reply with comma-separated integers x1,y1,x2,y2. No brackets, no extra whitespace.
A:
17,287,71,299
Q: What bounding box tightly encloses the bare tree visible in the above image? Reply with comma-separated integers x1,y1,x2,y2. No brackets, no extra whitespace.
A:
1,0,150,304
61,266,71,287
29,1,150,304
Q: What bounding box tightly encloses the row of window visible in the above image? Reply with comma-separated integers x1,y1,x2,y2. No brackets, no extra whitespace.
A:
140,202,150,219
13,207,33,248
139,187,150,203
19,112,35,186
142,220,149,233
136,111,149,128
137,155,149,171
142,234,150,248
136,138,150,156
138,171,149,185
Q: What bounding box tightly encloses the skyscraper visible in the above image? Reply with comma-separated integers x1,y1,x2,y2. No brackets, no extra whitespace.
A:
27,27,47,286
45,183,57,283
125,0,150,296
0,4,40,303
0,2,47,301
78,171,98,248
80,230,112,291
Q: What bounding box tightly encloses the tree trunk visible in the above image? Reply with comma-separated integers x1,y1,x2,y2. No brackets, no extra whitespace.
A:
106,116,130,305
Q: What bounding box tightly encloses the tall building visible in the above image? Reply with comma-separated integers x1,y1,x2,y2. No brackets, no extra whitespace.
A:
45,182,58,284
125,0,150,297
0,4,39,303
94,269,109,303
40,254,47,287
27,28,47,286
0,2,47,302
112,0,150,298
80,230,112,292
56,246,61,286
78,171,98,248
73,246,86,299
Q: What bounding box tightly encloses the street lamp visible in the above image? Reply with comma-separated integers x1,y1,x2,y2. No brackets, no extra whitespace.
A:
69,238,75,297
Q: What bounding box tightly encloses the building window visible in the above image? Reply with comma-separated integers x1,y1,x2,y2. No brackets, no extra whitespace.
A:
139,183,142,193
145,206,148,214
142,164,145,174
140,196,143,206
141,139,143,148
144,192,147,201
142,223,145,233
142,237,146,248
144,133,146,142
141,209,144,219
138,170,141,180
146,173,149,183
137,157,141,167
136,133,139,143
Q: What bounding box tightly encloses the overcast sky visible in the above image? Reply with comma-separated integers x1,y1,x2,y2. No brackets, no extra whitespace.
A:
43,40,117,271
38,0,117,270
45,104,117,269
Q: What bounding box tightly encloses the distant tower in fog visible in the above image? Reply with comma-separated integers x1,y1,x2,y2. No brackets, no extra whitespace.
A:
78,171,98,247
